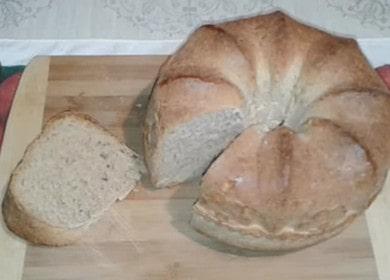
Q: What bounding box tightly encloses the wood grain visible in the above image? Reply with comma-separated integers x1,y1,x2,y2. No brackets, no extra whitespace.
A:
1,56,388,280
46,56,165,97
366,175,390,280
0,57,49,280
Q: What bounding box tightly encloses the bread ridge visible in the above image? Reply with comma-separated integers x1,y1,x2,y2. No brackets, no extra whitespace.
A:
145,11,389,189
192,180,384,250
191,208,356,251
145,11,390,250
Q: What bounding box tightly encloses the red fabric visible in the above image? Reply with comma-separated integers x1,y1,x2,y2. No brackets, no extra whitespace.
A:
376,65,390,90
0,74,22,148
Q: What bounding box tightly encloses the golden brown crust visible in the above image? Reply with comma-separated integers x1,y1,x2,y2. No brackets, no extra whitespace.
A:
146,11,390,250
191,208,356,251
2,111,133,246
159,23,256,94
3,189,85,246
193,118,378,249
305,90,390,176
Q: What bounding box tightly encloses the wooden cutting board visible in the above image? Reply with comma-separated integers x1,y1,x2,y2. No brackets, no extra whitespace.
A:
1,56,389,280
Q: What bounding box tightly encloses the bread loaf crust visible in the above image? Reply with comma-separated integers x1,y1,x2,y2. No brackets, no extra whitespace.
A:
3,111,140,245
145,11,390,250
3,189,86,246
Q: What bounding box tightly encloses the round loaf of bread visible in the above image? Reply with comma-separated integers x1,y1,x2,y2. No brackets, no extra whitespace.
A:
145,12,390,250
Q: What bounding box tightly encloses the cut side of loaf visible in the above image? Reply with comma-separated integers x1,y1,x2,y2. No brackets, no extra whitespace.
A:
2,112,141,246
145,108,244,188
145,11,390,251
144,77,245,188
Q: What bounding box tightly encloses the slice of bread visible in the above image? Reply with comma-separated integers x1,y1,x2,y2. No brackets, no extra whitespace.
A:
2,111,141,246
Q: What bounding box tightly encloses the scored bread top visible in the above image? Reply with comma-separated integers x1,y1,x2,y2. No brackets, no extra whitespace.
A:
8,112,141,229
145,11,390,248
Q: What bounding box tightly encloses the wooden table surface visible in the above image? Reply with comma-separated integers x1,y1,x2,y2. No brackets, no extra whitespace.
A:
1,56,389,280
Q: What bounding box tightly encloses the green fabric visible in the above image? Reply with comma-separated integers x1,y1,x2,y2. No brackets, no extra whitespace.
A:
0,66,25,83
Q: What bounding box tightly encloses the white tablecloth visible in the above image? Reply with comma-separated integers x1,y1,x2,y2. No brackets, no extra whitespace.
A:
1,0,390,66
